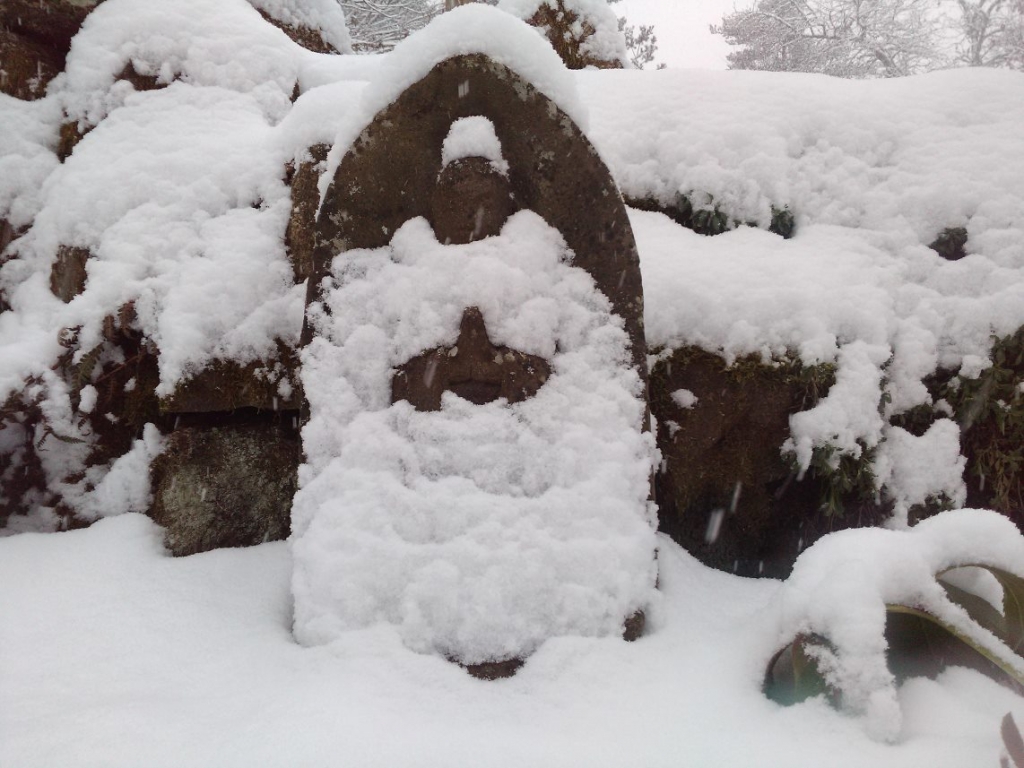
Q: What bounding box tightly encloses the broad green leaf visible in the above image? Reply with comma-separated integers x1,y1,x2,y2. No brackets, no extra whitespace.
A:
939,565,1024,658
886,603,1024,689
1003,713,1024,768
989,568,1024,656
937,576,1008,641
764,634,831,706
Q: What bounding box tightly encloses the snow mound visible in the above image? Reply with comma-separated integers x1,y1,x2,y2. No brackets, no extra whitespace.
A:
615,67,1024,516
0,97,60,230
58,0,306,128
580,68,1024,250
293,211,657,663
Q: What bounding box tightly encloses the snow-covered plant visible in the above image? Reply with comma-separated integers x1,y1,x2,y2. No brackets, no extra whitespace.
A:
950,327,1024,516
765,509,1024,742
607,0,659,69
712,0,944,77
497,0,629,68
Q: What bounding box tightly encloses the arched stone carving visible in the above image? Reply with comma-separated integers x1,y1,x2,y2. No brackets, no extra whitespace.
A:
307,53,646,381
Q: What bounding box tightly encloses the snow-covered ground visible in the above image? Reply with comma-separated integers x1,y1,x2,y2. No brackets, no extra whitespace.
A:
2,514,1021,768
2,3,1024,765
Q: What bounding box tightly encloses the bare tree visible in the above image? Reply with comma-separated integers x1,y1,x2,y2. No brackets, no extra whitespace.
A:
954,0,1024,67
712,0,942,77
341,0,441,52
608,0,660,68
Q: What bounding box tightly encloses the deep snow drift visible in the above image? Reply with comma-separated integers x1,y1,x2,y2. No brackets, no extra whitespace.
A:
2,514,1022,768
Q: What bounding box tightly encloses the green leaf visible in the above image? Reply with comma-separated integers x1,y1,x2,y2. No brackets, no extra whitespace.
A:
937,576,1008,641
1004,713,1024,768
885,603,1024,689
990,567,1024,656
939,565,1024,657
764,634,832,706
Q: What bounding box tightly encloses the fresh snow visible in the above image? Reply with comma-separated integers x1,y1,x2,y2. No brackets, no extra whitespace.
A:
1,3,1023,764
2,514,1022,768
441,116,509,174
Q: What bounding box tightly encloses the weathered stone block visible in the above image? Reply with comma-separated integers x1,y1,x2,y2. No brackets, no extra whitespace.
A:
49,245,90,302
150,423,297,556
159,351,301,415
284,143,330,284
649,347,885,577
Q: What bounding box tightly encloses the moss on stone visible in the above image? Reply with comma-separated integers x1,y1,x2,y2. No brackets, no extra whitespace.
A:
149,422,297,556
650,346,888,577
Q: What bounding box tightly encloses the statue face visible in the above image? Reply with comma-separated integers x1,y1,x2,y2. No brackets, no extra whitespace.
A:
296,58,654,672
429,157,515,246
394,155,548,413
293,210,656,669
391,306,550,411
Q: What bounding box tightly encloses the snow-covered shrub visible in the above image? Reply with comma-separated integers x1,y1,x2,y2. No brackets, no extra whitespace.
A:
497,0,628,69
765,509,1024,742
949,327,1024,517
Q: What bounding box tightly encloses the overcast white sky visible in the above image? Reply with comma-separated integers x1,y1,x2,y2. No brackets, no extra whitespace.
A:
613,0,744,69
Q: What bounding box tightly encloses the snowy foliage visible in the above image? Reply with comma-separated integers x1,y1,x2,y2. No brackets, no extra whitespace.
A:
954,0,1024,68
497,0,629,67
774,508,1024,741
714,0,1024,76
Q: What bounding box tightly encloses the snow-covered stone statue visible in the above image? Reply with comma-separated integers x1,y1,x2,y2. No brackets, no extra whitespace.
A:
292,49,656,677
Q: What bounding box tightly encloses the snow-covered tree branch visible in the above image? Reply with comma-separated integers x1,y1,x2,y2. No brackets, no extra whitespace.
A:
712,0,941,77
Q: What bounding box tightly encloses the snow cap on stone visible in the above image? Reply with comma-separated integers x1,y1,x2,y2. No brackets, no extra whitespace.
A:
441,116,508,175
320,3,586,203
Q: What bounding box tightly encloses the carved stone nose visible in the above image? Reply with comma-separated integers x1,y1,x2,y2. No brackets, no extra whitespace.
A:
391,307,551,411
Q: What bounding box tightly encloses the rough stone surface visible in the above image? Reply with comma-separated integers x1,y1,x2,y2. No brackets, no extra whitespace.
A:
391,306,551,411
463,658,525,680
929,226,969,261
0,0,101,100
650,347,886,578
0,0,99,99
150,423,297,556
285,143,330,284
114,61,163,94
0,28,64,100
309,54,647,381
430,157,516,245
159,349,302,414
49,245,90,302
1,220,20,313
525,1,624,70
255,8,339,54
57,120,86,162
